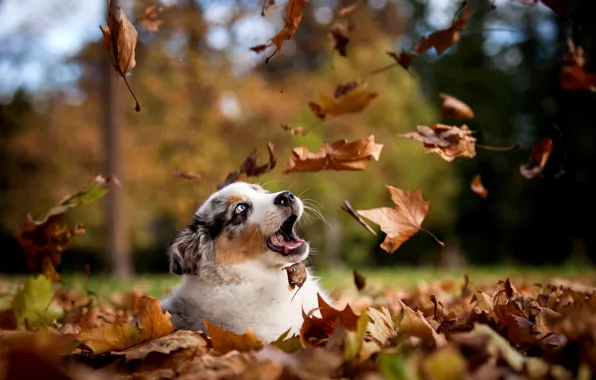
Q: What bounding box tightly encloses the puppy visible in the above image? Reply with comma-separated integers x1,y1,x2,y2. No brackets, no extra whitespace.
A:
160,181,328,342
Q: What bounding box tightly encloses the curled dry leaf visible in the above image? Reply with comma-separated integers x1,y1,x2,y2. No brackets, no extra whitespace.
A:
330,19,355,57
341,200,377,236
173,171,201,181
300,294,360,347
139,4,164,32
399,124,477,162
218,142,276,189
560,36,596,92
387,50,413,72
283,262,307,291
309,80,378,120
76,296,174,355
519,137,553,179
439,93,475,119
280,123,306,136
414,2,473,55
284,135,383,173
353,270,366,291
204,321,264,353
115,330,208,362
470,174,488,199
398,300,447,347
358,185,444,254
100,1,141,111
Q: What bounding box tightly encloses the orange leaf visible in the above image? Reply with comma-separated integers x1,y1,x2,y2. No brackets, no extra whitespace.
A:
560,36,596,91
284,135,383,173
358,186,443,253
399,124,477,162
204,321,264,354
439,93,474,119
519,137,553,179
414,3,473,56
308,80,378,120
470,174,488,199
300,294,360,347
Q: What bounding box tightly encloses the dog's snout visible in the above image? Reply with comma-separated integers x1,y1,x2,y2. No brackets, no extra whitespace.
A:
274,191,296,207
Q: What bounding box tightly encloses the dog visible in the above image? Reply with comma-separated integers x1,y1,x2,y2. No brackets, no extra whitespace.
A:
160,181,328,342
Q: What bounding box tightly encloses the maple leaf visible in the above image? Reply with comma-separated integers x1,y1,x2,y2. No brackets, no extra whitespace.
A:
414,3,473,56
397,300,447,347
300,294,360,347
519,137,553,179
138,4,164,32
309,80,378,120
341,200,377,236
115,330,208,362
218,142,276,189
284,135,383,174
439,93,475,119
280,123,306,136
387,50,414,72
204,321,264,353
399,124,477,162
99,0,141,111
330,19,355,57
173,171,201,181
357,185,444,254
76,296,174,355
470,174,488,199
283,262,307,291
560,36,596,92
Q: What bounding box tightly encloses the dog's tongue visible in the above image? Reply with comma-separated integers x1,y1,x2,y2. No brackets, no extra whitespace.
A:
270,233,304,254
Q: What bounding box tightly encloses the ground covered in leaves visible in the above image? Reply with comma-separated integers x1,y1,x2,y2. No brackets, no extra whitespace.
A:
1,271,596,379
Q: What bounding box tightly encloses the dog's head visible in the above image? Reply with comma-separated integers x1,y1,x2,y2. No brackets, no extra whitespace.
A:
168,182,309,274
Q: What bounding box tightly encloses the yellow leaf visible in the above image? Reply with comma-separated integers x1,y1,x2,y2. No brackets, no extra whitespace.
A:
308,80,378,120
204,321,264,354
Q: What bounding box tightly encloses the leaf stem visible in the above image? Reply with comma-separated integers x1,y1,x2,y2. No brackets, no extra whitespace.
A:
476,142,520,152
420,227,445,247
121,75,141,112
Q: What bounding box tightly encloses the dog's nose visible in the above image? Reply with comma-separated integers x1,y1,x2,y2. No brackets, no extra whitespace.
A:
274,191,296,207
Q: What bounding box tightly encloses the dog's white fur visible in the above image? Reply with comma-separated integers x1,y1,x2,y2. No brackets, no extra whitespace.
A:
160,182,328,342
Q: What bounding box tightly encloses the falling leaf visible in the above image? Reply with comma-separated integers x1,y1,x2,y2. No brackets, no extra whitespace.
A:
11,275,63,329
439,93,475,119
560,36,596,91
249,43,270,54
254,0,308,62
280,123,306,136
519,137,553,179
283,262,307,291
414,3,473,55
284,135,383,173
397,300,447,347
358,185,444,254
218,142,276,189
309,80,378,120
138,4,164,32
337,2,359,16
387,50,413,72
76,296,174,354
173,171,201,181
399,124,477,162
204,321,264,353
341,200,377,236
470,174,488,199
300,294,360,347
99,1,141,111
261,0,277,15
330,19,354,57
115,330,208,362
353,270,366,291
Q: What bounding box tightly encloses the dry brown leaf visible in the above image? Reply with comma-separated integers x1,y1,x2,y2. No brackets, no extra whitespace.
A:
470,174,488,199
261,0,282,15
309,80,378,120
414,3,473,56
280,123,306,136
284,135,382,174
439,93,475,119
357,185,444,254
353,270,366,291
249,43,270,54
300,294,360,347
519,137,553,179
398,300,447,347
342,200,377,236
387,50,413,72
139,5,164,32
330,19,354,57
76,296,174,355
560,37,596,91
173,171,201,181
218,142,276,189
114,330,208,362
99,0,141,111
204,321,264,354
283,262,307,291
337,2,359,16
399,124,477,162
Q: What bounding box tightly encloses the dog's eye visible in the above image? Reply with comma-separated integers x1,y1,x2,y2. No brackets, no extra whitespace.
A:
234,203,248,214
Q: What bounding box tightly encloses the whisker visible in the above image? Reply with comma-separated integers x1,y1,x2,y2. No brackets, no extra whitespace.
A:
297,185,326,199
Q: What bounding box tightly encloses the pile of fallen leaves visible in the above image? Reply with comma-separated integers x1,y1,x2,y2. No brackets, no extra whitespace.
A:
1,273,596,379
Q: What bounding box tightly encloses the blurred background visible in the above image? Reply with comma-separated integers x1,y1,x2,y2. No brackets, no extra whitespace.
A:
1,0,594,278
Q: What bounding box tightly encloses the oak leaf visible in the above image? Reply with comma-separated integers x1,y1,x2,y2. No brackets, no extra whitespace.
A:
439,93,474,119
204,321,264,353
309,80,378,120
115,330,208,362
283,262,307,291
414,3,473,55
284,135,383,173
218,142,276,189
470,174,488,199
100,0,141,111
342,200,377,236
399,124,477,162
300,294,360,347
139,5,164,32
519,137,553,179
357,185,444,254
76,296,174,355
330,19,354,57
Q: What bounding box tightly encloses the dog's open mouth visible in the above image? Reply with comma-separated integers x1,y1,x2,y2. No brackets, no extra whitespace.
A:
266,214,305,255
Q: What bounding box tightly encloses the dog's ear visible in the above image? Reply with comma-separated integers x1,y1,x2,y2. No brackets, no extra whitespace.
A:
167,227,203,275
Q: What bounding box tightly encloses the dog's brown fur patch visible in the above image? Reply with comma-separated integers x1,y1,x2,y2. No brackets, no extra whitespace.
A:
214,224,264,265
227,194,246,205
